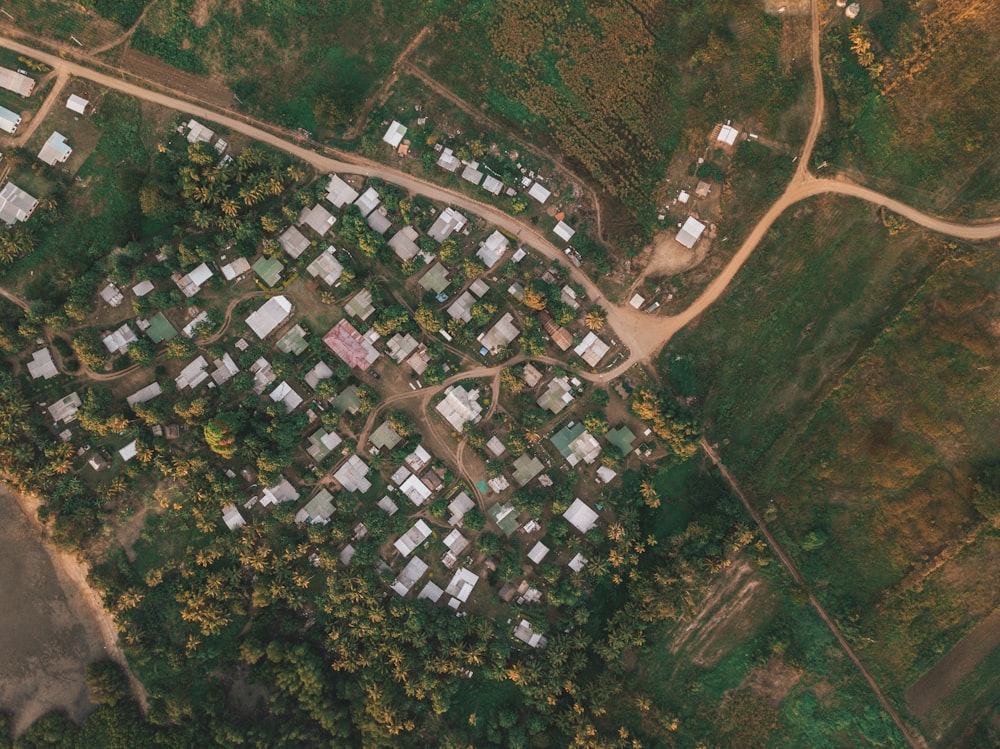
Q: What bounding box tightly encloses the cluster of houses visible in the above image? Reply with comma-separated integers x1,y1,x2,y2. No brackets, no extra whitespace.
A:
0,91,92,225
382,119,583,250
25,109,633,647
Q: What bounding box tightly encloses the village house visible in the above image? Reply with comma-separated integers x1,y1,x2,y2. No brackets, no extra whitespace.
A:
435,385,483,431
48,392,82,424
536,376,574,414
252,256,284,287
354,186,381,217
551,421,602,466
295,489,336,524
323,319,380,371
563,498,600,533
0,105,21,135
299,203,336,236
0,182,38,225
0,67,34,96
477,230,509,269
246,295,292,339
512,453,545,487
478,312,520,353
344,288,376,320
66,94,89,115
333,454,372,493
427,207,467,242
675,216,707,249
325,174,359,208
305,247,343,286
37,132,72,166
27,348,59,380
574,331,611,367
388,226,421,261
173,262,214,297
391,556,428,596
278,226,311,259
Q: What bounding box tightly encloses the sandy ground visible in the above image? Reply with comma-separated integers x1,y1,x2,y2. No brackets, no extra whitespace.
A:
0,485,106,735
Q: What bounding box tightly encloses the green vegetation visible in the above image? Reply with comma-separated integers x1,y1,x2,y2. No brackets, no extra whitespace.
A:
419,0,807,233
816,0,1000,216
664,195,1000,741
129,0,451,130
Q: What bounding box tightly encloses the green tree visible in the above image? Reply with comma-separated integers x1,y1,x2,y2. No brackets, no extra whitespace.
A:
464,507,485,532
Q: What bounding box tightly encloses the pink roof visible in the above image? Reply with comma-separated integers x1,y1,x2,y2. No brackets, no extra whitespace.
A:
323,319,379,371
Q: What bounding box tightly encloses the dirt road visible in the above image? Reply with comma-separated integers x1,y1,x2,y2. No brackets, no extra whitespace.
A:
700,440,929,749
0,34,997,384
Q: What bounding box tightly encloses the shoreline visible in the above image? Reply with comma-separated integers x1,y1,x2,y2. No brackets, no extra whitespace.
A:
0,483,149,720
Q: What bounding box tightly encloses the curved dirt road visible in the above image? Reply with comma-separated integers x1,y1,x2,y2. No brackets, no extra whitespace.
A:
2,33,997,382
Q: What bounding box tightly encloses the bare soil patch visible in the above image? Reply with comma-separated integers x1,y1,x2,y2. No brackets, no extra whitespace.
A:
669,556,777,667
119,49,236,108
742,656,802,704
0,485,107,735
906,608,1000,725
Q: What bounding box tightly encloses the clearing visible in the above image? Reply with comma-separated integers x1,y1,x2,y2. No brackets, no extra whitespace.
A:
0,485,107,734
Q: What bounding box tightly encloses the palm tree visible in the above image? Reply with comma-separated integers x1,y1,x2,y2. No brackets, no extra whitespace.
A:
584,308,607,331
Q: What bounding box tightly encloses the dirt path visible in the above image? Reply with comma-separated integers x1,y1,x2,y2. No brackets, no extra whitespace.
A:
0,34,997,389
701,439,928,749
342,25,432,141
88,0,159,56
0,485,148,730
9,68,68,146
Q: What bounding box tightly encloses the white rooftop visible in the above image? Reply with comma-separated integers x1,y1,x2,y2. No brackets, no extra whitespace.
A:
527,541,550,565
477,230,509,268
278,225,310,259
382,120,408,148
527,182,551,203
435,385,483,432
391,556,428,596
717,124,739,146
222,504,245,531
676,216,706,249
306,247,344,286
326,174,359,208
186,119,214,144
333,454,371,493
444,567,480,604
66,94,88,114
0,181,37,225
427,207,467,242
354,186,381,217
574,331,611,367
245,295,292,339
27,348,58,380
299,203,336,236
563,498,599,533
175,356,209,390
553,220,576,242
394,519,432,557
38,131,72,166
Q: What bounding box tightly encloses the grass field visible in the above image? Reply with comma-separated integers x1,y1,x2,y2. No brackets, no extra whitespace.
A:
663,194,1000,744
815,0,1000,217
129,0,446,131
613,459,907,748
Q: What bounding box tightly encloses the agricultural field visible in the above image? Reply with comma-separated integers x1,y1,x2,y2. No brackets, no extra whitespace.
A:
815,0,1000,217
663,195,1000,746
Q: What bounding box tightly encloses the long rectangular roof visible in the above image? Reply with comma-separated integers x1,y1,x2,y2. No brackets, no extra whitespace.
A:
0,67,34,96
245,295,292,339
